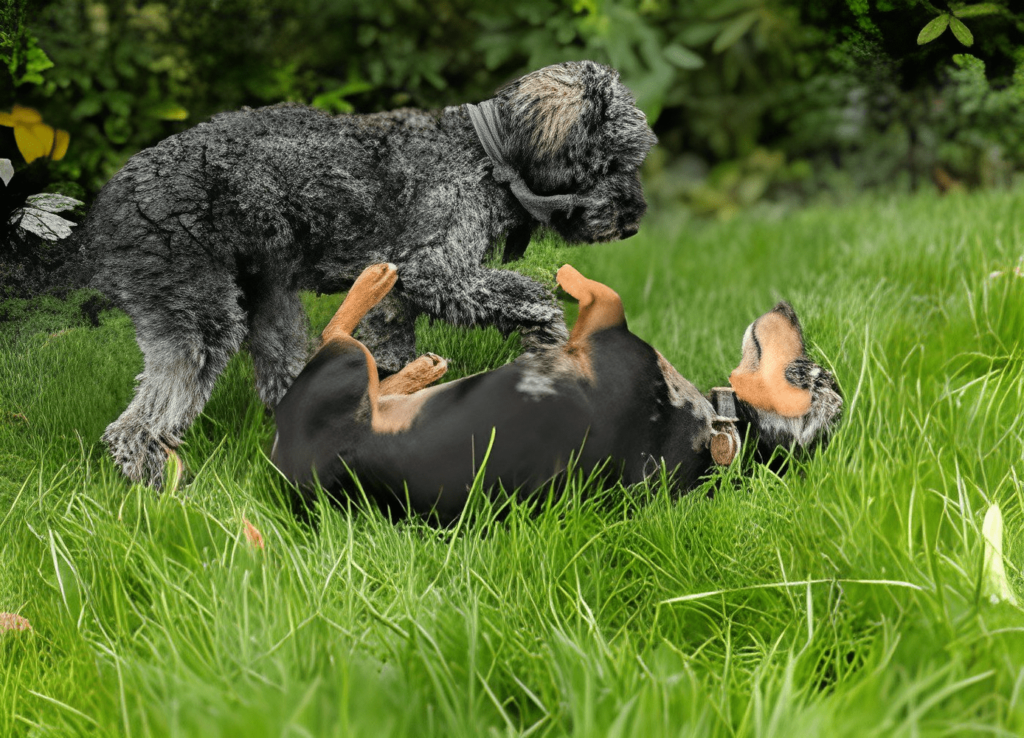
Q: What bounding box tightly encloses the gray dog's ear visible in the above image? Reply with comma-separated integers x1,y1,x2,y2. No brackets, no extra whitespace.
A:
570,62,617,135
502,61,615,161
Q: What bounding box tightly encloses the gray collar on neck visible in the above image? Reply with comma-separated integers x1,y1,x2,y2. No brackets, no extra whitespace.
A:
466,99,577,225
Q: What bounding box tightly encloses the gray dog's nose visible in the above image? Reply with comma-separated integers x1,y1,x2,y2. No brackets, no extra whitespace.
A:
620,224,639,239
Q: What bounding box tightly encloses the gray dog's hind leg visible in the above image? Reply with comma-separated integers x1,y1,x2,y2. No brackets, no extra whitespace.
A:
246,289,312,407
103,307,247,488
357,292,418,375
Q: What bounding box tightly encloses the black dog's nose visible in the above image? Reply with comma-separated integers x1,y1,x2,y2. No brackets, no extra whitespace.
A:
620,224,639,239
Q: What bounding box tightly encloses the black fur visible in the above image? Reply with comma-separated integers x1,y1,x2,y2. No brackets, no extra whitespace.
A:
273,326,714,526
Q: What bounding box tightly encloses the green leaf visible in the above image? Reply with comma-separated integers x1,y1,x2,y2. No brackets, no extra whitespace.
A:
952,3,1002,18
103,117,132,145
312,88,351,114
705,0,758,21
105,90,133,118
147,102,188,121
917,14,949,45
678,23,722,47
13,43,55,85
952,53,985,74
663,44,704,70
712,10,760,54
23,44,54,76
1012,60,1024,101
949,16,974,46
71,96,103,120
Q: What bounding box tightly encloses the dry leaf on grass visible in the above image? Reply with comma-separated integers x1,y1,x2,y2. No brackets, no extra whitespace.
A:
0,613,32,633
243,519,264,550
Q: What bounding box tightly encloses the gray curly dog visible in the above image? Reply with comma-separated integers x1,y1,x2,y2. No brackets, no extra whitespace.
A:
81,61,657,487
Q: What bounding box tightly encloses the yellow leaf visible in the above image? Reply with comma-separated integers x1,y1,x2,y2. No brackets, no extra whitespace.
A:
11,105,43,124
1,106,44,127
15,122,55,163
51,129,70,160
3,107,71,162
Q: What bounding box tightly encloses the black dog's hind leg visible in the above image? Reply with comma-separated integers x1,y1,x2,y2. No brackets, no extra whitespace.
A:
102,287,247,489
402,260,569,351
357,292,418,376
246,287,312,408
272,263,401,490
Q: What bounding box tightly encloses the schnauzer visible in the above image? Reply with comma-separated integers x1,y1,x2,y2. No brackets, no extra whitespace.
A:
80,61,657,487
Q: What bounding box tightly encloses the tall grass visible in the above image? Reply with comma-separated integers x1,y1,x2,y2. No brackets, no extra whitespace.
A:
1,188,1022,736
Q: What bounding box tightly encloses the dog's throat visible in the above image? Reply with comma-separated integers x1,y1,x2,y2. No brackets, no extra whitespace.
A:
466,100,577,225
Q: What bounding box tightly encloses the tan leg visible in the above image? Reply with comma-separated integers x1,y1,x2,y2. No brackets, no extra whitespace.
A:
379,353,449,396
321,263,399,344
315,263,399,427
556,264,625,344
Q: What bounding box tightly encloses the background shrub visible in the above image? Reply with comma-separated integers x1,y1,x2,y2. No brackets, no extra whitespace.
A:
2,0,1023,294
5,0,1024,199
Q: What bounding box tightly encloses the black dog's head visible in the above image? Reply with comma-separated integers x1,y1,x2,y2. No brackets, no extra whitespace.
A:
729,302,843,457
497,61,657,243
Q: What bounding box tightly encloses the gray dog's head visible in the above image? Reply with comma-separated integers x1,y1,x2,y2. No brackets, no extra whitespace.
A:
496,61,657,243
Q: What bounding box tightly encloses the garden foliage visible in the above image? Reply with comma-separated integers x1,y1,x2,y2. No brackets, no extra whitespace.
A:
1,0,1024,295
3,1,1024,203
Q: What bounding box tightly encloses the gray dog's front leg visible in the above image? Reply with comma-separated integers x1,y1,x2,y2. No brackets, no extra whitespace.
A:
357,292,418,375
403,262,569,350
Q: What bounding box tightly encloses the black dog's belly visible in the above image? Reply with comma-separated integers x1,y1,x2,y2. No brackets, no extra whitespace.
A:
345,330,713,522
352,368,597,523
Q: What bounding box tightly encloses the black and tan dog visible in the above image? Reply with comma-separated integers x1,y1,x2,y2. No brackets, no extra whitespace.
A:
271,264,842,523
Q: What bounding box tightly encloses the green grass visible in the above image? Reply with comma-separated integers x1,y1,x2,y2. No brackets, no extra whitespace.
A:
2,188,1023,736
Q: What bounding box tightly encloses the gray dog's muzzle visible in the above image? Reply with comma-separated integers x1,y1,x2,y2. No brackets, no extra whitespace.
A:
466,100,577,225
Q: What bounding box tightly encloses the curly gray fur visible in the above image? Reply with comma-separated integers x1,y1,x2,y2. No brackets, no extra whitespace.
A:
80,61,656,486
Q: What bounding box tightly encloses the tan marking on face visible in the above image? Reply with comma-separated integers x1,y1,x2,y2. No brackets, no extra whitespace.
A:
729,310,812,418
517,69,583,155
321,263,398,345
379,353,448,396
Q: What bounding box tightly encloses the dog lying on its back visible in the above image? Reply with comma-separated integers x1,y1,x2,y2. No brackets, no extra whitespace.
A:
272,264,843,524
81,61,656,487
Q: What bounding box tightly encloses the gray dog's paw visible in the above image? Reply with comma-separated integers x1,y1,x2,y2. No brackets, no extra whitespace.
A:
102,421,178,491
